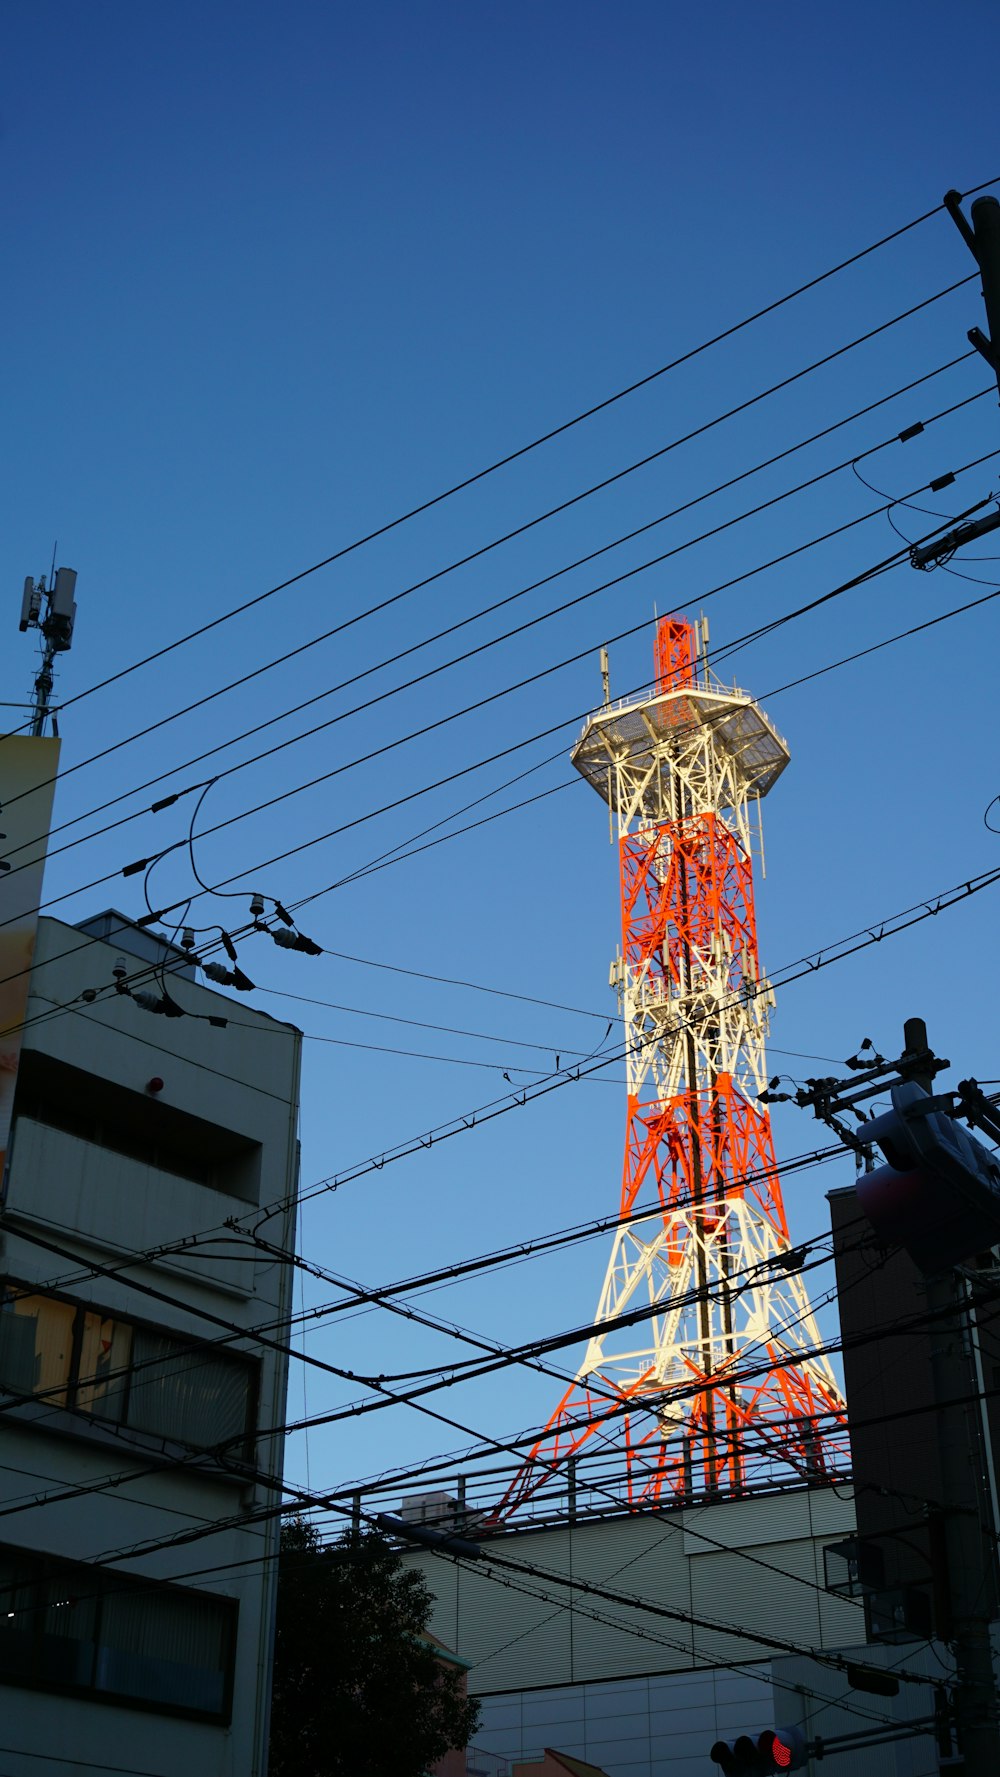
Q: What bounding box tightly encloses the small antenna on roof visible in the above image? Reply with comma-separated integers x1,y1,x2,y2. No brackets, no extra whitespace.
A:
18,561,79,736
600,646,610,707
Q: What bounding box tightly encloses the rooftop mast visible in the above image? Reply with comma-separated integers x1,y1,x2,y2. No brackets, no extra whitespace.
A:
18,565,79,736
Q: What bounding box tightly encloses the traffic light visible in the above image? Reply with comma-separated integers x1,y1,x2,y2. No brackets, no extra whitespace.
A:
857,1080,1000,1271
759,1728,808,1772
709,1726,807,1774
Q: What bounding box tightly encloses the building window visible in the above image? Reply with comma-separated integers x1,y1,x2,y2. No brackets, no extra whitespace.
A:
0,1285,255,1459
11,1049,262,1201
0,1543,236,1721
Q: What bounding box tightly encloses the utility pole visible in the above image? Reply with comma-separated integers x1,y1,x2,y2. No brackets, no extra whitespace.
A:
904,200,1000,1762
796,1020,1000,1773
946,190,1000,404
902,1019,1000,1776
911,191,1000,570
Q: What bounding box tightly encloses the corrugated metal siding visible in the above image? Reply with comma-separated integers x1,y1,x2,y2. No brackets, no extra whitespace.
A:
461,1557,573,1693
807,1485,856,1538
402,1486,860,1697
689,1538,826,1664
681,1488,815,1555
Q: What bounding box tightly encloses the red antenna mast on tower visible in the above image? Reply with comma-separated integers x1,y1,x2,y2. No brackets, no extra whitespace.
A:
497,615,848,1518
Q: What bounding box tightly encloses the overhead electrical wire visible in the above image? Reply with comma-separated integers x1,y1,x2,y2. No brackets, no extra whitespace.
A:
0,1523,877,1759
0,1491,941,1764
1,198,994,1734
0,1426,934,1754
0,1221,862,1614
0,1214,907,1572
0,1463,933,1748
275,560,1000,947
6,808,1000,1245
6,453,994,953
85,463,1000,896
3,1128,987,1530
4,549,999,1311
0,1209,857,1524
5,1149,848,1436
244,1199,846,1389
449,1563,927,1738
246,977,843,1071
1,791,995,1513
443,1548,937,1707
313,1369,1000,1543
0,1226,984,1648
1,357,987,893
281,858,1000,1217
6,1309,982,1698
1,347,984,879
0,1215,855,1577
15,1141,846,1345
5,178,993,748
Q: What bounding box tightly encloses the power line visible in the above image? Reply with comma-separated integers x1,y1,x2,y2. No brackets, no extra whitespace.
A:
11,454,989,950
19,1313,984,1665
452,1560,911,1735
13,1141,845,1354
8,1308,991,1615
0,1194,858,1597
4,1180,984,1543
262,939,615,1026
6,185,990,745
8,794,1000,1243
2,350,983,884
0,1210,856,1546
2,1149,845,1434
245,981,834,1073
254,960,840,1072
276,858,1000,1218
5,426,994,980
116,464,1000,903
444,1552,938,1727
5,581,999,1346
279,561,1000,931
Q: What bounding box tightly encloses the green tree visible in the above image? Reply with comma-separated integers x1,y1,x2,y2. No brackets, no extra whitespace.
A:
268,1520,481,1777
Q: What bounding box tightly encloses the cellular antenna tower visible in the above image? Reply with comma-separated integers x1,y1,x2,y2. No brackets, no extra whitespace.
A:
18,565,79,737
499,615,847,1518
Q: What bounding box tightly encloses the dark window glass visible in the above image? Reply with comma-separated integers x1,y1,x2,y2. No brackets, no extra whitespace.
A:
0,1552,36,1684
98,1586,229,1714
76,1311,132,1424
0,1285,253,1457
0,1293,74,1406
37,1573,99,1689
128,1331,250,1450
0,1544,235,1722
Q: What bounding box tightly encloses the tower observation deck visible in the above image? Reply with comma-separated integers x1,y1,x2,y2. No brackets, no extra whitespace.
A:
497,616,848,1519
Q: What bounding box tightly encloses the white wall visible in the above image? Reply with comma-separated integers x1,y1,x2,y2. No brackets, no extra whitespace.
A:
0,915,302,1777
403,1487,861,1695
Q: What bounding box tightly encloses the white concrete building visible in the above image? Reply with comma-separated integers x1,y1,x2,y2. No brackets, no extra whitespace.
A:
399,1483,952,1775
0,911,302,1777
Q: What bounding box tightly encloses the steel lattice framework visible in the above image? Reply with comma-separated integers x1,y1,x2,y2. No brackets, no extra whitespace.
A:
497,617,848,1518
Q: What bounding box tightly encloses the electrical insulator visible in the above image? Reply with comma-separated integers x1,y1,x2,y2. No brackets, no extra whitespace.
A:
271,927,322,956
203,961,255,992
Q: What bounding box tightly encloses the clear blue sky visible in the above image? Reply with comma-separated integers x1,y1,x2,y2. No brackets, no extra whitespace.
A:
3,1,999,1512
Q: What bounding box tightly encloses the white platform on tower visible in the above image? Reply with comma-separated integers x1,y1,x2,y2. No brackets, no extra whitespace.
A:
571,681,790,814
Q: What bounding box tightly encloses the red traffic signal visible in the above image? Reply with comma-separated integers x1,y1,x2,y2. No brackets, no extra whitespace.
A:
710,1726,807,1774
759,1726,807,1771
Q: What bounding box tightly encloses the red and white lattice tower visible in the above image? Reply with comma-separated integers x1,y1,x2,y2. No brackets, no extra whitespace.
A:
499,616,848,1518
